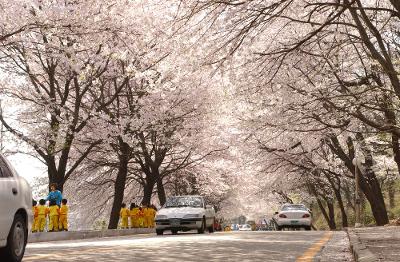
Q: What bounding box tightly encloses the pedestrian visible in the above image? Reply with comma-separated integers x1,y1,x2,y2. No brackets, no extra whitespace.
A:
143,204,151,228
36,199,49,232
46,183,63,207
137,207,144,228
149,204,157,228
59,199,69,231
48,199,60,232
119,203,129,229
32,199,38,233
129,203,137,229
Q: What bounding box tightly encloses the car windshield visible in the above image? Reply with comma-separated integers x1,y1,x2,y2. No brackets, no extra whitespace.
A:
164,196,204,208
282,205,307,211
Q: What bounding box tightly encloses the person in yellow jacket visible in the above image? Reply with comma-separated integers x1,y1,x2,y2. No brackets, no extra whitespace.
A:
59,199,69,231
137,207,145,228
32,200,38,233
120,203,129,229
149,205,157,228
129,203,138,228
48,200,60,232
36,199,49,232
143,205,155,228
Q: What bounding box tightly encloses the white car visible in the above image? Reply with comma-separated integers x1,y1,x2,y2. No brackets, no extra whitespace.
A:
0,155,32,262
238,224,252,231
155,195,215,235
273,204,312,231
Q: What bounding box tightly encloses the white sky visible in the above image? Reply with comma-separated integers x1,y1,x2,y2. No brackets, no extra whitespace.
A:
7,153,46,185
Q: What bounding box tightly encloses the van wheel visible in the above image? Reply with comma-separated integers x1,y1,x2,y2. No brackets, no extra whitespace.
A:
305,226,311,231
156,229,163,235
0,214,27,262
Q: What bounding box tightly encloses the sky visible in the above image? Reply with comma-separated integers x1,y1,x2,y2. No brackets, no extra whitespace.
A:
7,153,45,185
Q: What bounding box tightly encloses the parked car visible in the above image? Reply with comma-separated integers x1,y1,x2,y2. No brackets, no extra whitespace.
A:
238,224,252,231
0,155,32,262
273,204,312,231
155,195,215,235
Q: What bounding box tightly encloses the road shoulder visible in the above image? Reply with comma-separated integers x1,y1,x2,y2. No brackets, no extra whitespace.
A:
318,231,354,262
347,226,400,262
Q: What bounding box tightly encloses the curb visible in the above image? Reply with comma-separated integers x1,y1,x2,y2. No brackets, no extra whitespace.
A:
28,228,155,243
346,229,377,262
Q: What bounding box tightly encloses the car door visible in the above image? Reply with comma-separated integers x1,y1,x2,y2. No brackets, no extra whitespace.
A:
0,156,18,241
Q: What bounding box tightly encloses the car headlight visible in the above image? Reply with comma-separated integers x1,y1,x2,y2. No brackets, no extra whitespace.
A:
183,214,201,218
155,215,167,220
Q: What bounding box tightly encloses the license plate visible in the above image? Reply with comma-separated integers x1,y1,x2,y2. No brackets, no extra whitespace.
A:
291,220,299,224
170,219,180,227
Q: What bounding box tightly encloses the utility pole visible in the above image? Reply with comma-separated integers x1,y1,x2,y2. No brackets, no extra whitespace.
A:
0,100,3,153
353,158,362,228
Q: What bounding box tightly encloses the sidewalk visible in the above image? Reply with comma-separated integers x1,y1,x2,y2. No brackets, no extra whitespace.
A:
347,226,400,262
28,228,155,243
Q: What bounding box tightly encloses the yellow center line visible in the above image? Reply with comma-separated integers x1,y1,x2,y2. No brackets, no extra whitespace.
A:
296,231,333,262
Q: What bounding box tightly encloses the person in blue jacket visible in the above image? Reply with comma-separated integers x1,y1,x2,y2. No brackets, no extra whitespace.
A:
46,183,63,207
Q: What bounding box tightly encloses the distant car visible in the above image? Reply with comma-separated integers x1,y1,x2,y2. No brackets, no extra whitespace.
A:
0,155,32,262
238,224,252,231
230,224,239,231
273,204,312,231
155,195,215,235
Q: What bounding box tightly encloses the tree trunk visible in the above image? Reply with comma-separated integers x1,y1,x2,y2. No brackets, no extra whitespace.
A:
325,174,348,228
142,175,156,205
327,201,336,230
358,170,389,225
328,135,389,226
391,133,400,177
388,180,396,209
157,178,167,206
47,159,65,193
335,187,348,228
108,141,129,229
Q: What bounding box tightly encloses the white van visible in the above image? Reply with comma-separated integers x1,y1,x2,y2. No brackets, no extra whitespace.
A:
0,155,32,262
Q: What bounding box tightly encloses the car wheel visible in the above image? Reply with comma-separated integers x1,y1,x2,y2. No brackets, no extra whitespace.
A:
197,218,205,234
0,214,27,262
277,226,282,231
171,229,178,235
156,229,164,236
305,226,311,231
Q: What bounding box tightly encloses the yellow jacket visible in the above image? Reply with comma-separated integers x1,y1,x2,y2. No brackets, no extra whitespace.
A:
130,208,139,218
49,205,60,217
37,205,49,216
32,206,38,218
143,207,153,217
120,208,129,218
60,205,69,216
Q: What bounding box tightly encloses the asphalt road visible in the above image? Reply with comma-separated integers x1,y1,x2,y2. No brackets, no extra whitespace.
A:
23,231,353,262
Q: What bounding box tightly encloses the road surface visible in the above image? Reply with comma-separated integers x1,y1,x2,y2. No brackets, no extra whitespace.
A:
24,231,353,262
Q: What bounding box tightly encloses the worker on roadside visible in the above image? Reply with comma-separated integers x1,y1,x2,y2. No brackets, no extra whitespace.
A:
129,203,137,229
32,200,38,233
120,203,129,229
59,199,69,231
149,204,157,228
36,199,49,232
143,204,151,228
48,199,60,232
137,206,144,228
